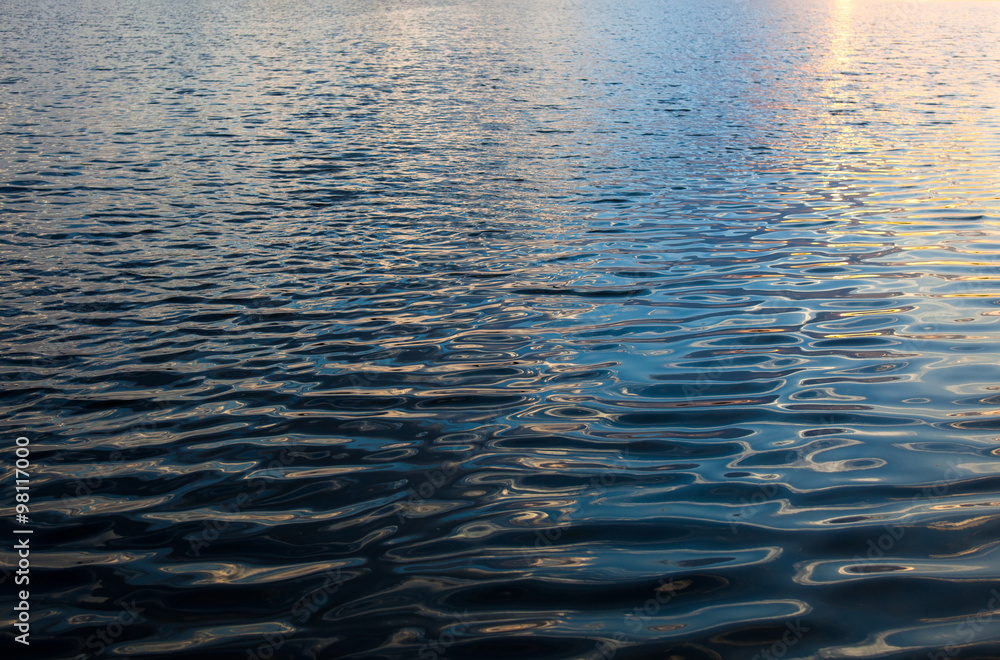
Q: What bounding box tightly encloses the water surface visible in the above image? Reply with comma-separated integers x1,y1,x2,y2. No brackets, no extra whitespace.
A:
2,0,1000,658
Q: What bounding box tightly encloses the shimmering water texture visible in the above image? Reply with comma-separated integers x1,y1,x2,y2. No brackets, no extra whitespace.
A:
3,0,1000,658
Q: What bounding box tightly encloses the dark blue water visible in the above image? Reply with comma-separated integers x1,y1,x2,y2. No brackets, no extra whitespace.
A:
3,0,1000,658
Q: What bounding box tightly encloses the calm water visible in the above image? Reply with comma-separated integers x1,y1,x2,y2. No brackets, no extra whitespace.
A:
3,0,1000,658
